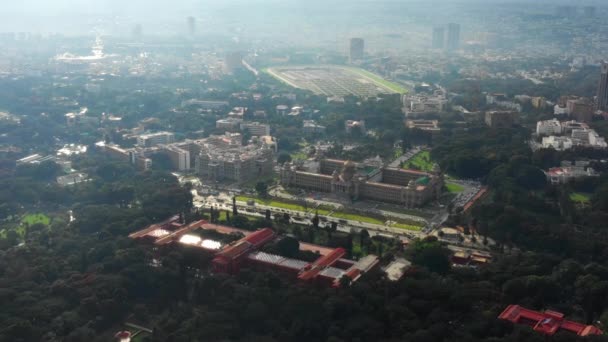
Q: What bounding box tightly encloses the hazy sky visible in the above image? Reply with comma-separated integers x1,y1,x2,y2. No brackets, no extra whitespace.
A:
0,0,604,36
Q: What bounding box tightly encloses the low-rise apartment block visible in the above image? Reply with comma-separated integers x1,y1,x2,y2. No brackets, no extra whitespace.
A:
137,132,175,147
485,111,518,128
406,119,441,135
216,117,242,131
303,120,326,135
241,122,270,136
402,94,448,117
545,161,598,184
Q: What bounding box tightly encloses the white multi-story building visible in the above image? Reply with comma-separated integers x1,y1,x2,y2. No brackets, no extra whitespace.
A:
536,119,562,136
137,132,175,147
554,105,569,115
561,120,588,134
303,120,326,135
545,161,598,184
589,130,608,148
542,136,573,150
240,122,270,136
227,107,247,118
216,118,242,131
161,146,191,171
571,128,591,142
486,93,522,112
402,94,447,116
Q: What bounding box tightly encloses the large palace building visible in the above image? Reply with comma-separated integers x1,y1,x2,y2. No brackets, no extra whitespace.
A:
280,159,443,207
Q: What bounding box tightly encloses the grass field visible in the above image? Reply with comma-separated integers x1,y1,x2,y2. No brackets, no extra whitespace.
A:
0,213,51,239
391,222,422,231
402,151,434,172
446,182,465,193
265,65,407,96
290,151,308,161
22,213,50,226
570,192,591,204
236,196,329,214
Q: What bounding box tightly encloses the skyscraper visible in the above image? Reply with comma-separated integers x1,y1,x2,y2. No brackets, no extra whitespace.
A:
432,27,445,49
132,24,143,40
349,38,364,62
447,23,460,51
187,16,196,36
596,62,608,111
224,52,243,74
584,6,596,18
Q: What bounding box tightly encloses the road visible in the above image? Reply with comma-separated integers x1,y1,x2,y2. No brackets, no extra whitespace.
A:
270,185,429,226
194,190,424,239
194,189,496,253
388,146,422,168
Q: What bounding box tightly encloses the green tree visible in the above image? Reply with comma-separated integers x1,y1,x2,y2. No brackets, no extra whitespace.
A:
407,238,451,275
255,182,268,197
275,236,299,258
277,152,292,165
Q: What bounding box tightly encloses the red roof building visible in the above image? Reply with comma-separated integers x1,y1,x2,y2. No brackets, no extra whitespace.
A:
298,248,346,282
130,217,379,288
212,228,276,274
499,305,603,337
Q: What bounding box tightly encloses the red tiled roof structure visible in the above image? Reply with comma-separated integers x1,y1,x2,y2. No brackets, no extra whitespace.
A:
498,305,603,337
298,248,345,281
212,228,276,273
463,187,489,212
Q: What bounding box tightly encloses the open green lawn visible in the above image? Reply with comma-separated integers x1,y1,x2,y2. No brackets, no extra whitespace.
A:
236,196,328,214
22,213,50,226
0,213,51,239
402,151,434,172
327,211,423,230
391,222,422,231
290,151,308,161
446,182,465,193
570,192,591,204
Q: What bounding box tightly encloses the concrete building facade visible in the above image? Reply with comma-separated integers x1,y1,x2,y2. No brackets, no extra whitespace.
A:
241,122,271,136
349,38,365,62
196,142,274,184
137,132,175,147
597,62,608,112
447,23,460,51
281,159,443,208
432,27,445,49
485,111,518,128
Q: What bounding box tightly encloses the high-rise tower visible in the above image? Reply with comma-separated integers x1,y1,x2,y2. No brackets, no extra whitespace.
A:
432,27,445,49
349,38,364,62
187,16,196,36
596,62,608,111
584,6,596,18
447,23,460,51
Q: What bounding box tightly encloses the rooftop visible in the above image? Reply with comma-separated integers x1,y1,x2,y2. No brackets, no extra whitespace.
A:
499,305,602,337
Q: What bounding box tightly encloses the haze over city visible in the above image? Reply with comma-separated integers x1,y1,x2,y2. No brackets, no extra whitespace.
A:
1,1,608,341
